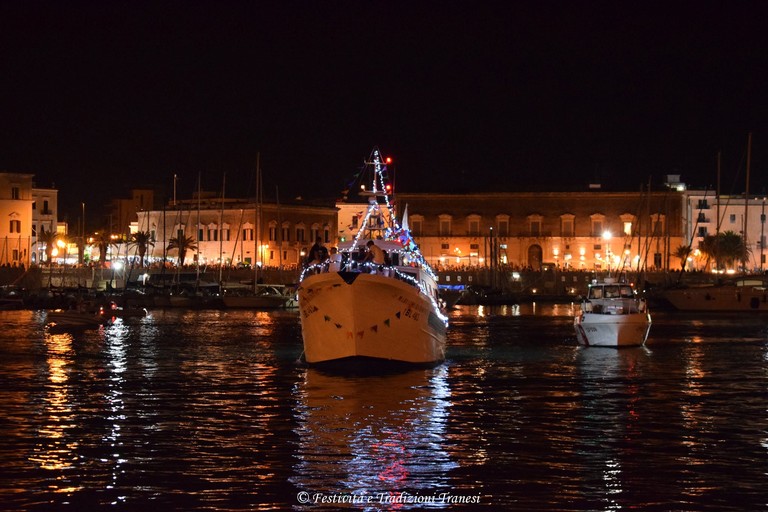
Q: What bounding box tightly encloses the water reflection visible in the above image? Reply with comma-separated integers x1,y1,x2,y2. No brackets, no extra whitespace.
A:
29,331,81,490
292,366,456,509
575,347,647,511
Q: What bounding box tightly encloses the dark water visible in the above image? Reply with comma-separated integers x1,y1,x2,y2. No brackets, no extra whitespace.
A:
1,305,767,511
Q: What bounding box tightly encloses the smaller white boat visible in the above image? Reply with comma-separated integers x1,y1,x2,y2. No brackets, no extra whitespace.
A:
574,277,651,347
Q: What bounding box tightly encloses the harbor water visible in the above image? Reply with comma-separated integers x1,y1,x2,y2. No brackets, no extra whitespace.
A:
1,305,767,510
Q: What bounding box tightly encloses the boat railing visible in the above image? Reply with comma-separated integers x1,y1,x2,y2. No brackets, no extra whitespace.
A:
583,297,646,314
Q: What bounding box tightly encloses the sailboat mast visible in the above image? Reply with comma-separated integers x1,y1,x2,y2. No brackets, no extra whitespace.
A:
255,153,261,290
218,173,226,287
196,172,201,289
744,132,752,257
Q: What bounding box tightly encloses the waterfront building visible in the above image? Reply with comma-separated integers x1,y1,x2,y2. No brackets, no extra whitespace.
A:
681,190,768,272
109,188,160,237
388,190,687,273
31,184,60,265
0,173,35,267
136,195,337,268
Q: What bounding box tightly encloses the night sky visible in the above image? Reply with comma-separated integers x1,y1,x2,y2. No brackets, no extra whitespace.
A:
1,1,767,225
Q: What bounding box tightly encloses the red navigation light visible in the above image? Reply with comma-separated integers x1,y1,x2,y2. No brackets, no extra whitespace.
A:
385,157,393,164
385,184,392,192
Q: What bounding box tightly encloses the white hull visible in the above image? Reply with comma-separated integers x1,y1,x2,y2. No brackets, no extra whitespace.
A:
664,287,768,311
574,311,651,347
298,272,446,364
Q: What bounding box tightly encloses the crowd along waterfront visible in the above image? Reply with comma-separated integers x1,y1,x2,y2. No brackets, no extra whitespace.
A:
1,304,767,510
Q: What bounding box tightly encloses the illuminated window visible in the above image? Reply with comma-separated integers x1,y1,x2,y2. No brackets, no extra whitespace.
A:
623,222,632,236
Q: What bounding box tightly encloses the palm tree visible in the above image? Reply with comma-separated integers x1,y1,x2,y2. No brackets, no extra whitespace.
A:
673,244,692,271
128,231,154,268
700,231,750,271
93,231,116,267
37,226,58,267
167,235,198,266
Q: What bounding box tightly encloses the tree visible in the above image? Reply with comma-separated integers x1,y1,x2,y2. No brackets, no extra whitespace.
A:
700,231,750,271
93,231,116,267
128,231,154,268
166,235,198,266
673,244,692,271
37,226,58,266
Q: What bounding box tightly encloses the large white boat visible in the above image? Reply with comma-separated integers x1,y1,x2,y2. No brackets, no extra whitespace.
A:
574,277,651,347
663,276,768,311
298,149,448,366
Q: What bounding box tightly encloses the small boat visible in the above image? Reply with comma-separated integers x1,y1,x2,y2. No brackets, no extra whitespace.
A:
574,277,651,347
99,301,148,318
45,309,107,329
662,275,768,311
222,285,296,309
297,148,448,366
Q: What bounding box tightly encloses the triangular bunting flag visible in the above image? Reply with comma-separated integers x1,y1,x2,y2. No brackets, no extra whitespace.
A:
370,325,378,333
395,311,401,319
324,315,331,322
384,318,390,327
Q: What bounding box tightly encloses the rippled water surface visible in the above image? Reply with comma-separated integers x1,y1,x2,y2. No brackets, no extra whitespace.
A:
1,305,767,510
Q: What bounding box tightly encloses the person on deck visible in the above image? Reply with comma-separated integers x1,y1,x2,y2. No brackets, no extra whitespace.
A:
363,240,386,269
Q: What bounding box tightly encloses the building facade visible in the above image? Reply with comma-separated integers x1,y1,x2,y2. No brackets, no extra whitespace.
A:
31,185,61,265
0,173,35,267
136,197,337,268
682,190,768,272
379,190,688,272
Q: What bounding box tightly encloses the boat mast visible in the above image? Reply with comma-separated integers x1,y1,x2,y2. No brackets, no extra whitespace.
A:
744,132,752,268
196,172,201,291
255,153,262,291
218,173,225,290
351,149,399,249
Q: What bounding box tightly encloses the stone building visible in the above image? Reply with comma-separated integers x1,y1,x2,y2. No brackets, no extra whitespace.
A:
0,173,35,267
391,190,686,272
31,184,65,265
136,196,337,268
